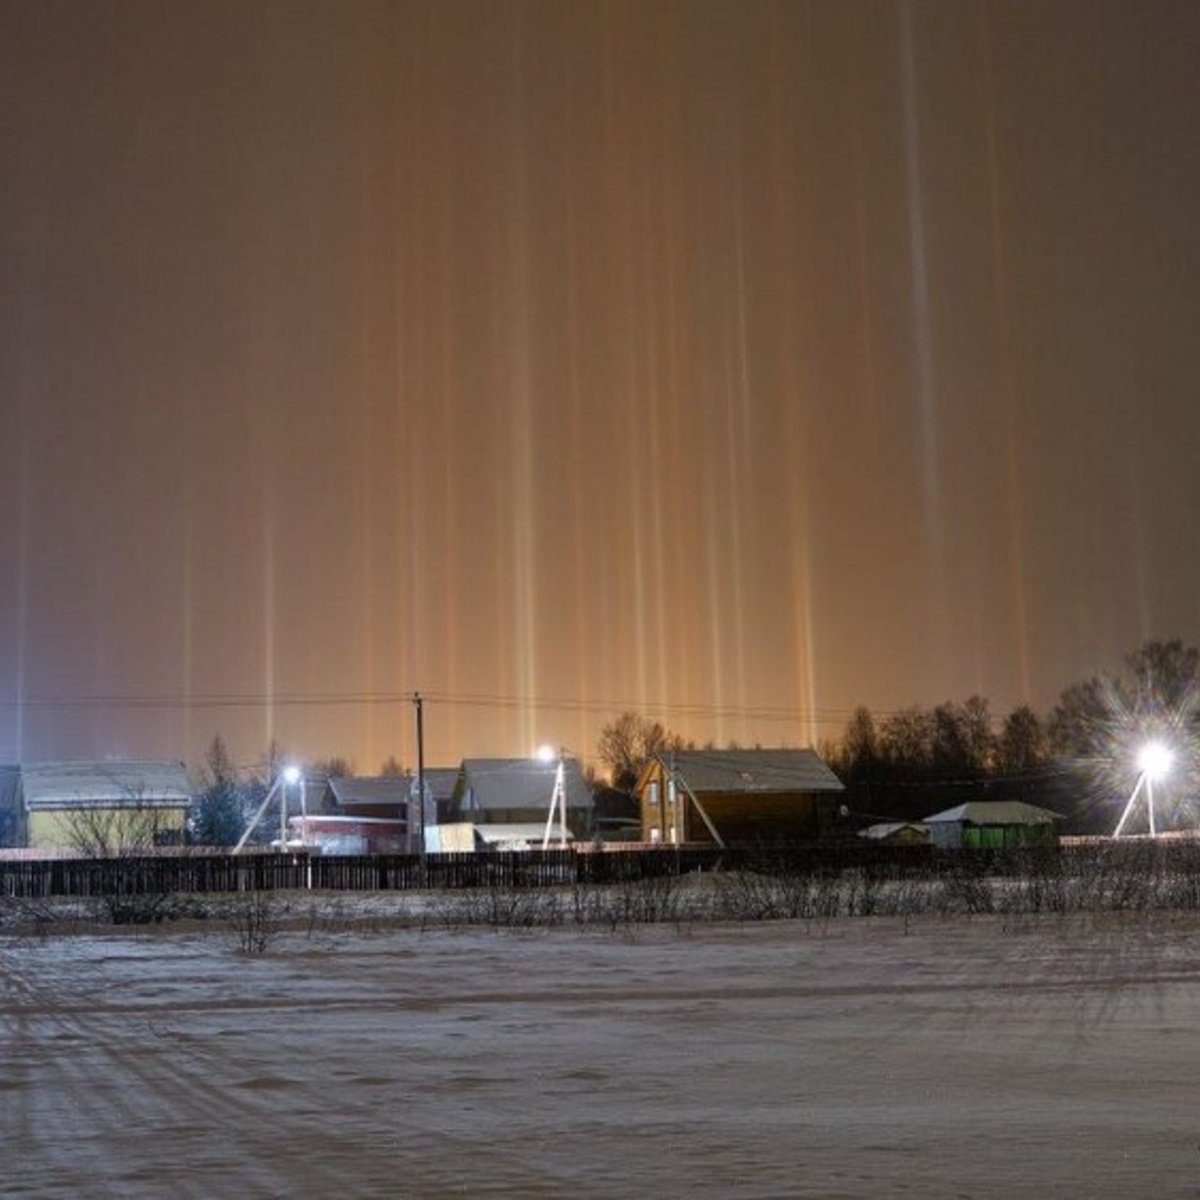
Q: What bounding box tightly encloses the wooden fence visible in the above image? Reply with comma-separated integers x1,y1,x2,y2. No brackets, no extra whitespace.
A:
1,839,1198,901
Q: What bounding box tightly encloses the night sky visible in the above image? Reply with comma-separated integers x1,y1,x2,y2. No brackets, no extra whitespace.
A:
3,0,1199,774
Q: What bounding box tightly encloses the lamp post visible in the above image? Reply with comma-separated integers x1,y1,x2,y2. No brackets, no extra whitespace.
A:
233,762,304,853
537,744,569,850
1113,741,1173,838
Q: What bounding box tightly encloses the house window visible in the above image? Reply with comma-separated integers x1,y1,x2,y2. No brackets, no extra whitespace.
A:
647,781,660,809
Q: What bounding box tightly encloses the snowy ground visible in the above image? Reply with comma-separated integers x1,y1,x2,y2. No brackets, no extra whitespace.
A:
4,903,1200,1198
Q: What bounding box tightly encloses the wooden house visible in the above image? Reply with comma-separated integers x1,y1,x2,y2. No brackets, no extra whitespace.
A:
452,757,594,840
16,760,192,851
636,748,844,847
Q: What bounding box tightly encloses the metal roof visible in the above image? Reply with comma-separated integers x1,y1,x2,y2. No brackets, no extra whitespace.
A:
860,822,931,840
924,801,1065,825
654,749,844,795
473,823,557,846
459,758,593,812
416,767,461,802
20,761,192,810
328,776,411,807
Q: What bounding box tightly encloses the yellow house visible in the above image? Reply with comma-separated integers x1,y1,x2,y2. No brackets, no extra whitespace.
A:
18,761,192,852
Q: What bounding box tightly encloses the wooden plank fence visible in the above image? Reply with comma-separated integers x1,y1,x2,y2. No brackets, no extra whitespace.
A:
2,840,1198,901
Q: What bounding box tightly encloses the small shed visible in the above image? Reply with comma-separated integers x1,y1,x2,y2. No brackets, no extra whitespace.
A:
923,801,1064,849
859,821,931,846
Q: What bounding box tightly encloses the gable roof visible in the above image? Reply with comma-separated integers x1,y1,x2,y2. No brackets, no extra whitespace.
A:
328,776,411,808
415,767,460,803
21,761,192,810
459,758,593,812
924,800,1064,826
860,821,931,841
653,749,843,795
473,822,556,847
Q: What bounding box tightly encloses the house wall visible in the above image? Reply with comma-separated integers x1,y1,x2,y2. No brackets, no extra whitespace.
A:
930,822,1058,850
639,762,686,844
681,793,838,845
637,761,838,844
27,806,189,851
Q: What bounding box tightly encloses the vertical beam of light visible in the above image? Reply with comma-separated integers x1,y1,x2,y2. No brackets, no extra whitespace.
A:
436,169,461,760
657,20,695,732
849,20,883,465
179,428,194,763
350,53,376,769
771,4,818,749
978,0,1032,701
562,170,592,744
727,182,753,745
601,17,649,713
14,374,30,761
501,10,537,754
261,474,277,757
391,12,421,767
639,164,671,716
354,271,376,767
899,1,948,625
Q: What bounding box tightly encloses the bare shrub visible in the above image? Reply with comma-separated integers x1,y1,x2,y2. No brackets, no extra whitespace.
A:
433,882,563,930
934,858,995,915
229,891,285,954
606,873,681,926
63,796,195,926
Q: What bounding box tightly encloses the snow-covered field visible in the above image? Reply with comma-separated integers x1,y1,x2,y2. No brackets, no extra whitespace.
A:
4,904,1200,1198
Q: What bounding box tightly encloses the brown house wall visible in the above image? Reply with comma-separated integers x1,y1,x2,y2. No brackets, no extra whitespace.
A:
638,761,840,845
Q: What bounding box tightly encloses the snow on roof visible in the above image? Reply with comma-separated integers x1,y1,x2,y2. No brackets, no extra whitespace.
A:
460,758,593,811
859,822,930,841
923,801,1065,826
328,776,411,807
20,761,192,810
473,823,557,846
655,749,843,795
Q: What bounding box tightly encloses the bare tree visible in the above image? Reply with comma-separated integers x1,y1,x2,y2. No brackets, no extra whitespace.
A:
836,706,881,780
931,697,995,775
997,705,1048,773
596,712,683,791
63,791,181,857
879,706,935,774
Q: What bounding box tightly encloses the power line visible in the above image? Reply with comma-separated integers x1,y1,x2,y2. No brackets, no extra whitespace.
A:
0,687,867,727
0,686,1058,737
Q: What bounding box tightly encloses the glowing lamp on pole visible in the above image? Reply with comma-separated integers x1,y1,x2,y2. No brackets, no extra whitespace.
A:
537,745,569,850
1113,741,1173,838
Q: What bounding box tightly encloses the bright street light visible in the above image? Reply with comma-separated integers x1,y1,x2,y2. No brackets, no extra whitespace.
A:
1137,741,1172,782
1114,740,1174,838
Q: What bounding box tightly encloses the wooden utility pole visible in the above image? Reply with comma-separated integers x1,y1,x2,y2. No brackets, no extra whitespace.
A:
414,692,427,873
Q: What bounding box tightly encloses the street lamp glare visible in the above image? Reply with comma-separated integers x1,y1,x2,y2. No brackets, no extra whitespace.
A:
1137,742,1172,782
282,764,302,785
535,744,556,763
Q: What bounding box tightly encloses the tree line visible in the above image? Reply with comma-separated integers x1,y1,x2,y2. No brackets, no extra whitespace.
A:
592,639,1200,836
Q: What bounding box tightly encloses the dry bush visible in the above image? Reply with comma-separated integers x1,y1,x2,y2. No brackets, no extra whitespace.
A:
229,891,285,954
